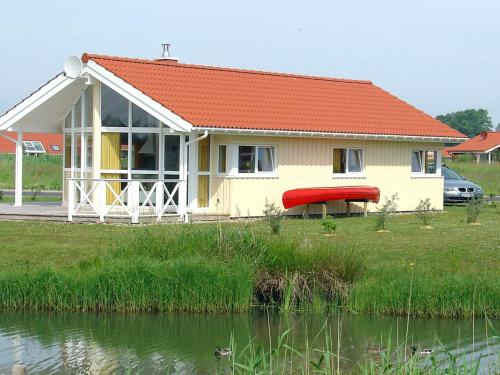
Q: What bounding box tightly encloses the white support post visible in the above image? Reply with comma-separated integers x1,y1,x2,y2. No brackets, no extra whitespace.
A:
488,152,491,164
99,180,106,222
156,182,164,222
14,130,23,207
68,179,74,222
130,181,140,224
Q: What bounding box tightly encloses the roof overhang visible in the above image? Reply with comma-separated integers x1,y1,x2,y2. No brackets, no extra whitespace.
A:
84,60,192,133
0,56,194,134
193,126,468,143
0,74,86,133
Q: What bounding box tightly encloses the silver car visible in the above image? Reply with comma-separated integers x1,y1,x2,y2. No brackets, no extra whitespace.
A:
442,165,483,203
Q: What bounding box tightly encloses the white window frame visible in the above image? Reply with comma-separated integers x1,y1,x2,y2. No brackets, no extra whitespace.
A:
223,144,278,178
332,147,365,178
411,149,441,177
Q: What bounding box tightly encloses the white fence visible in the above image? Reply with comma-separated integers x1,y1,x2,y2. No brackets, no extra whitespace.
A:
68,178,187,223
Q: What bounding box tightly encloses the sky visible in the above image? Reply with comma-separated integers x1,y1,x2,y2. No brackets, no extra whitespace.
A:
0,0,499,126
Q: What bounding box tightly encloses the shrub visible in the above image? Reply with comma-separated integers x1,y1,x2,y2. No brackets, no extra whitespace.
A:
375,194,398,231
489,194,497,208
414,198,433,226
465,197,483,223
0,190,3,200
321,217,337,234
455,154,474,163
262,200,284,235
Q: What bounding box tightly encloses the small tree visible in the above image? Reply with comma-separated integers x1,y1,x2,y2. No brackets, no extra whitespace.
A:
321,217,337,234
375,194,398,231
415,198,433,226
263,200,284,234
465,197,483,224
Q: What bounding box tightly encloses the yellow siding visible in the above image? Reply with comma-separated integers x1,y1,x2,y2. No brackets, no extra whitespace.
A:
206,135,444,217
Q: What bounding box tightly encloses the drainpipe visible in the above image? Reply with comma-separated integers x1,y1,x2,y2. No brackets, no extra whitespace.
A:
0,131,23,206
182,130,208,221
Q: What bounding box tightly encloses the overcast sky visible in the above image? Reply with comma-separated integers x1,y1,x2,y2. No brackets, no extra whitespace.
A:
1,0,499,126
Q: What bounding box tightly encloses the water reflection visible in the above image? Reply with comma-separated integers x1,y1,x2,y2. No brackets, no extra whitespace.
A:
0,311,497,374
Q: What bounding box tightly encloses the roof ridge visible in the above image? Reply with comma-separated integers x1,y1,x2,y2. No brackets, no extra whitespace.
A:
82,53,373,85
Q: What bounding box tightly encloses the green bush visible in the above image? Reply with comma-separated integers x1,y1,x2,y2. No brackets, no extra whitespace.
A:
321,217,337,234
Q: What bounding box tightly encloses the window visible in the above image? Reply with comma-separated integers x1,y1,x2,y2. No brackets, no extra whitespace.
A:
164,135,180,172
84,86,93,127
131,133,158,171
51,145,61,152
238,146,275,174
218,145,227,174
23,141,45,154
132,103,159,128
332,148,363,175
101,84,128,127
411,150,438,174
74,98,82,128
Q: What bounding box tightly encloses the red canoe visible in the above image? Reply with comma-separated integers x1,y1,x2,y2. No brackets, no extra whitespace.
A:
282,186,380,209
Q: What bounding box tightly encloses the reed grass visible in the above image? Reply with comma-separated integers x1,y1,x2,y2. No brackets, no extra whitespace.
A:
0,257,254,312
224,319,499,374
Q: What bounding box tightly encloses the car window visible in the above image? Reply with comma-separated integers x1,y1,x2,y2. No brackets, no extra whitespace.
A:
442,167,462,180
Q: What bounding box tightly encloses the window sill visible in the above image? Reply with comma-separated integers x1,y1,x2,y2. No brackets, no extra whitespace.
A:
332,174,366,179
410,174,442,179
222,174,279,179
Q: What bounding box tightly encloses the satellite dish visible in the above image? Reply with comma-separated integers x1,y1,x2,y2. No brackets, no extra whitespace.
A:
64,56,82,78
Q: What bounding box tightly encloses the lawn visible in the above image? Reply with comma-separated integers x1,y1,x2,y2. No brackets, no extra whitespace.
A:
0,205,498,316
446,160,500,195
0,154,62,190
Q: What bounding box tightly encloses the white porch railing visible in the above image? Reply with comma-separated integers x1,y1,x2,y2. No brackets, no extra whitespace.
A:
67,178,187,223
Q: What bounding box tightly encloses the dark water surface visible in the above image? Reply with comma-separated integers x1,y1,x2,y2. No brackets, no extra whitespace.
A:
0,311,497,374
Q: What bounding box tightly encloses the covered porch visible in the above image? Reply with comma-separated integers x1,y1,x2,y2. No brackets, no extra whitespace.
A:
0,60,211,223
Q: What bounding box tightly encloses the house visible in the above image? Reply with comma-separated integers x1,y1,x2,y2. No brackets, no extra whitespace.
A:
0,51,466,222
0,132,62,155
445,131,500,164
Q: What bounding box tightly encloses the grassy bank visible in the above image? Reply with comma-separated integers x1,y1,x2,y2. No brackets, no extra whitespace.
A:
0,154,62,190
446,160,500,195
0,205,498,316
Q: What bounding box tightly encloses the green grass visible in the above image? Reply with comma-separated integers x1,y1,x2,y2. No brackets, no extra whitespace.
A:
446,161,500,195
0,205,498,316
0,154,62,190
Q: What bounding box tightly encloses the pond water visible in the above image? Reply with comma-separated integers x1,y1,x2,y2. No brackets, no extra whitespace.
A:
0,311,497,374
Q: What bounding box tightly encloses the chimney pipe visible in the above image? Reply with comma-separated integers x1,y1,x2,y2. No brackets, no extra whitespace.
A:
157,43,179,63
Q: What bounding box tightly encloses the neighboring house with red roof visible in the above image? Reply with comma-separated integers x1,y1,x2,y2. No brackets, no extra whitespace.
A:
0,132,62,155
0,51,466,221
445,131,500,164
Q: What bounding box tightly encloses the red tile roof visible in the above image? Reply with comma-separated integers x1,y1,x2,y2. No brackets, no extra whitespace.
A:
83,53,465,139
0,132,63,155
446,131,500,153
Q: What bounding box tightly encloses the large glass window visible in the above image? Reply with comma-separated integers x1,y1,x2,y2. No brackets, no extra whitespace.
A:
132,103,159,128
131,133,158,171
75,134,82,168
101,133,128,171
64,112,71,129
164,135,180,172
412,150,438,174
74,98,82,128
332,148,363,174
64,134,71,168
85,135,93,168
101,84,128,127
84,86,93,127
